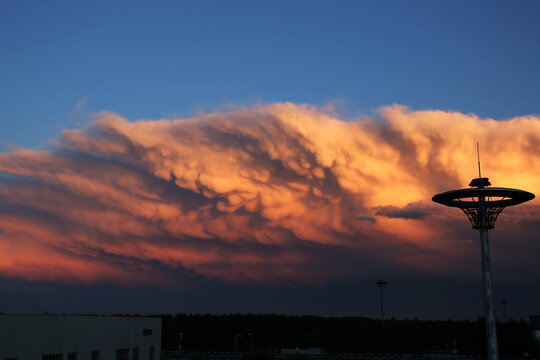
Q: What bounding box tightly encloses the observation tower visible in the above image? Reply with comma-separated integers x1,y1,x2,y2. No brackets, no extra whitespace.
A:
432,146,534,360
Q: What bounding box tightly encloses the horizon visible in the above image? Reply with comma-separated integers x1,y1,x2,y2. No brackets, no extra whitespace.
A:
0,312,535,323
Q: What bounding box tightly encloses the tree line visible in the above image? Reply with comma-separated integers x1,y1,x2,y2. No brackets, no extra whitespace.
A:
158,314,539,357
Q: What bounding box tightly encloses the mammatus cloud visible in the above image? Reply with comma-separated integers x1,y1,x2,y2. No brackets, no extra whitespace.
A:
1,103,539,287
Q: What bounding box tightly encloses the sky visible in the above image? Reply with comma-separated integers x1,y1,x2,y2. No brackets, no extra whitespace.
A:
1,0,540,320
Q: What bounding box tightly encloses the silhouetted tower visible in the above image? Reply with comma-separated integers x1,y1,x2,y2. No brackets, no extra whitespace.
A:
432,145,534,360
376,279,388,326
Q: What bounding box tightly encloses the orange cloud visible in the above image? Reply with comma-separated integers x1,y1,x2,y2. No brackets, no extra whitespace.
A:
1,103,539,287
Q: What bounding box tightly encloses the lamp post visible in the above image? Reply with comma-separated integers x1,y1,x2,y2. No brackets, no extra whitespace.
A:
235,334,242,352
248,333,253,353
376,279,388,327
433,174,534,360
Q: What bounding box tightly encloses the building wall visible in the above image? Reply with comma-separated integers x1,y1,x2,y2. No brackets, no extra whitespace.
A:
0,315,161,360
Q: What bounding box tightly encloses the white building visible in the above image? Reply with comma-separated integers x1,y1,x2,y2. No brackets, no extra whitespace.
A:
0,315,161,360
281,348,325,355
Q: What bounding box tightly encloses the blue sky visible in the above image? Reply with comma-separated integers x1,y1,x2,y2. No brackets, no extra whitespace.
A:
2,0,540,148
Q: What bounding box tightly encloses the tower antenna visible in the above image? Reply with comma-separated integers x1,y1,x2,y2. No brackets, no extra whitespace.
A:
477,142,482,178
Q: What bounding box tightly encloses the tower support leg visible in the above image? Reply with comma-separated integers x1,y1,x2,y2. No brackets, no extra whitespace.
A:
480,228,499,360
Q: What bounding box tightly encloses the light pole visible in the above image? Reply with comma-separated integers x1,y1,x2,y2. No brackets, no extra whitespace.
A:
178,333,183,353
235,334,242,352
248,333,253,353
433,165,534,360
501,300,508,322
376,279,388,327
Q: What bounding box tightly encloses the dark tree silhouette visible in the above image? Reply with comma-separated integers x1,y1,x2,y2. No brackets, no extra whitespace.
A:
158,314,539,357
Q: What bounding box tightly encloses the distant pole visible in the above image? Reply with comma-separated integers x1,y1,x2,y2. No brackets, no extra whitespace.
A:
501,300,508,322
248,333,253,353
235,334,242,352
178,333,183,353
376,279,388,326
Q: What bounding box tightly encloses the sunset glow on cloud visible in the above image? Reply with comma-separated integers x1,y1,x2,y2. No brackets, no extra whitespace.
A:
1,103,539,288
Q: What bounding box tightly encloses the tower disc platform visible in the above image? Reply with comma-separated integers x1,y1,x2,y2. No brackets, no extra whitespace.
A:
432,178,534,229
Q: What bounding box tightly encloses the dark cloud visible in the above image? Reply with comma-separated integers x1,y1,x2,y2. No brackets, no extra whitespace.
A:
374,202,433,220
356,215,376,223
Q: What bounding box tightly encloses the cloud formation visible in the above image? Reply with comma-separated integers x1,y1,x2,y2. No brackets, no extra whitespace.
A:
1,103,539,288
375,202,433,220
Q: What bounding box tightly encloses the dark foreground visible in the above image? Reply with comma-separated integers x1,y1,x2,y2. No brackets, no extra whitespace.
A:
162,351,536,360
159,314,540,357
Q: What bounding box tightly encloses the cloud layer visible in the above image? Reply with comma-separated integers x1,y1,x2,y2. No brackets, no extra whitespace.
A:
1,103,539,288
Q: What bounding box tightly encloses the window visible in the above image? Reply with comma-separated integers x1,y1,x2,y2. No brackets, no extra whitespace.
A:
148,347,154,360
67,354,77,360
91,351,100,360
116,349,129,360
132,348,139,360
43,355,63,360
